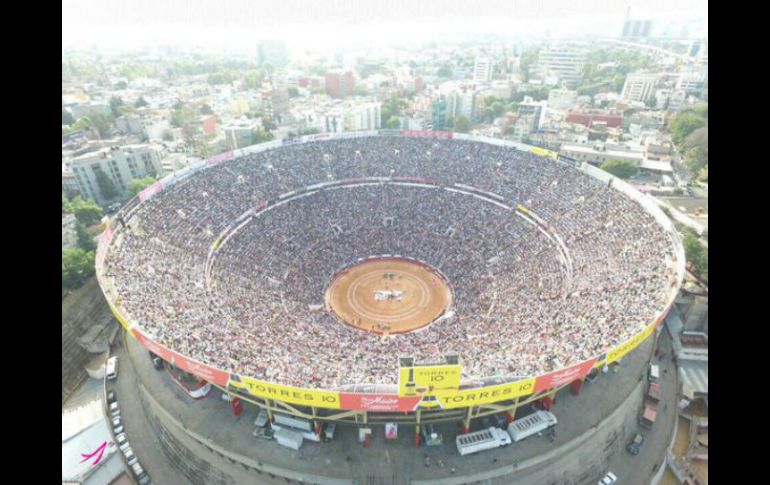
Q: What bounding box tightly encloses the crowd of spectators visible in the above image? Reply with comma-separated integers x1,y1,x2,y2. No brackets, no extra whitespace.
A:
105,136,678,389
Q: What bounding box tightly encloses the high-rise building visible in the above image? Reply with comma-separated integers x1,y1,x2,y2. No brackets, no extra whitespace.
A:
70,145,163,205
536,46,585,88
473,57,493,84
325,70,355,98
621,19,653,39
431,98,450,131
622,72,659,103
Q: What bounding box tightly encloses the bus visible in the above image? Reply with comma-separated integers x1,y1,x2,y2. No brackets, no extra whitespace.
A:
506,410,558,442
456,427,511,456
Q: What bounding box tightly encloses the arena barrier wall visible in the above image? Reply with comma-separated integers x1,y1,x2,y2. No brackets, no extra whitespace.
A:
96,131,685,412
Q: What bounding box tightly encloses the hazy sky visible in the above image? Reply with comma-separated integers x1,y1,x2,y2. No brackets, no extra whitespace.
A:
62,0,708,50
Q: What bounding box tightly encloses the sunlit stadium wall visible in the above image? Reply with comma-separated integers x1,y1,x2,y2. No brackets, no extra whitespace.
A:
95,130,685,412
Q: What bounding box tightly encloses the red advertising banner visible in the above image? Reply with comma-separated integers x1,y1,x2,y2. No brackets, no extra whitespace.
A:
339,393,422,412
533,357,597,394
401,130,453,139
138,181,164,202
207,151,235,167
133,329,230,387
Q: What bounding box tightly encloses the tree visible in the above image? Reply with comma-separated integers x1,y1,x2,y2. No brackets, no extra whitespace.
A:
519,47,540,82
453,116,471,133
698,166,708,182
287,87,299,98
682,228,708,278
600,159,638,179
134,96,149,108
437,65,453,78
62,192,71,214
109,96,125,118
88,113,115,138
115,80,128,90
127,176,157,198
385,116,401,129
252,129,274,143
62,248,95,290
76,222,97,252
62,109,75,126
200,103,213,115
69,196,103,224
94,168,119,201
668,111,706,147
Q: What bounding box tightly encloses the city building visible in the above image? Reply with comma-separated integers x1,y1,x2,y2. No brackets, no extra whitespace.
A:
325,70,355,98
621,19,654,39
622,72,659,103
536,46,586,88
677,68,708,95
566,109,623,129
432,97,451,131
62,164,81,198
518,97,547,131
473,56,493,84
320,101,382,133
223,119,261,150
69,145,163,205
548,88,578,111
654,89,688,112
69,102,111,120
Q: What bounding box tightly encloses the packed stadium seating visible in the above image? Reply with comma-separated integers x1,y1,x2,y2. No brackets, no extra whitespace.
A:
105,137,678,389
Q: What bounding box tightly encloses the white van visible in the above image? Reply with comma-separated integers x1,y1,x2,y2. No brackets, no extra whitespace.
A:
649,364,660,382
106,357,119,380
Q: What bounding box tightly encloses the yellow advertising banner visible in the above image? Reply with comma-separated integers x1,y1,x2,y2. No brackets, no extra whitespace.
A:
106,299,131,330
398,365,462,397
435,377,536,409
530,147,559,160
606,321,658,364
229,375,341,409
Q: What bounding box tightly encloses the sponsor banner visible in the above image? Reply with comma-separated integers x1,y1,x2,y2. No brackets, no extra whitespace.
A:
398,365,462,397
312,132,331,141
435,377,536,409
401,130,453,139
606,321,658,364
133,329,230,386
378,129,402,136
228,375,341,409
106,299,131,330
339,393,422,412
206,151,234,166
530,147,559,160
533,358,597,393
138,181,164,202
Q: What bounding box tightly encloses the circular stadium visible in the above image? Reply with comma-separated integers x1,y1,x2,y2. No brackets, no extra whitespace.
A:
97,131,684,424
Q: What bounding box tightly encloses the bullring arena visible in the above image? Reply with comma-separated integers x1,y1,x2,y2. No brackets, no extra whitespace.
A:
96,131,685,482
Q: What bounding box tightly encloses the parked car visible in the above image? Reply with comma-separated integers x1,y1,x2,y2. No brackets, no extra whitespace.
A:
253,427,274,440
110,402,121,417
112,416,123,434
115,432,127,446
107,390,116,403
627,433,644,455
598,472,617,485
123,447,138,466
